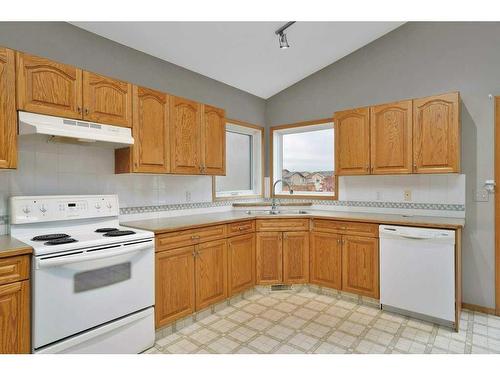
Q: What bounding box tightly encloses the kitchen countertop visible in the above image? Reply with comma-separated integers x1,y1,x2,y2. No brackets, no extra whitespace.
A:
122,209,465,234
0,235,32,259
233,202,313,207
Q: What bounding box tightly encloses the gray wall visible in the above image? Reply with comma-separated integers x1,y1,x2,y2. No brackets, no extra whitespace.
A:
266,22,500,309
0,22,266,126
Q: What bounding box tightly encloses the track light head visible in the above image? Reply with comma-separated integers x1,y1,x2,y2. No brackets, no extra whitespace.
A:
278,32,290,49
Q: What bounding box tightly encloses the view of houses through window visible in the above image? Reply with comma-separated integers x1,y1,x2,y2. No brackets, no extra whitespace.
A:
274,124,335,197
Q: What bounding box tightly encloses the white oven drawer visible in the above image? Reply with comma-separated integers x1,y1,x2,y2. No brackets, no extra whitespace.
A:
33,239,154,350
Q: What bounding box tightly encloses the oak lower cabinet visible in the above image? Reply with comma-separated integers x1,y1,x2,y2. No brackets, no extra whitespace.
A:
310,220,379,299
227,233,255,296
0,47,17,169
0,255,30,354
309,232,342,290
341,235,379,299
256,232,282,285
155,236,228,328
195,239,228,310
256,231,309,285
155,246,195,328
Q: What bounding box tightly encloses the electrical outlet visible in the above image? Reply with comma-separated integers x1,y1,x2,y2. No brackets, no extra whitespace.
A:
474,189,489,202
403,190,412,201
185,191,192,202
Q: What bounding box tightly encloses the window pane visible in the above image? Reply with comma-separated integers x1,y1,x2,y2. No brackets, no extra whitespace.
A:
282,128,334,194
216,131,252,192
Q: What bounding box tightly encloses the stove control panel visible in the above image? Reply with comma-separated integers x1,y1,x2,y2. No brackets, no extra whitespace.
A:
10,195,120,224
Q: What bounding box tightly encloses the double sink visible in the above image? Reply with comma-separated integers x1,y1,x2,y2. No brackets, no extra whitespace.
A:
244,209,309,216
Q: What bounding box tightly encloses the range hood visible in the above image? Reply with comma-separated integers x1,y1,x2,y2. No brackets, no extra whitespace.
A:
18,111,134,148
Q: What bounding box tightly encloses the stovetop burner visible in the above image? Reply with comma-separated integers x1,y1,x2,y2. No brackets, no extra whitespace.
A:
44,237,78,246
95,228,119,233
32,233,70,241
103,230,136,237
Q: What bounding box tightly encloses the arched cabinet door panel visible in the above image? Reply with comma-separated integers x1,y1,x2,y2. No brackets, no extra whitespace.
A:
201,105,226,175
82,71,132,127
413,92,460,173
16,52,83,119
0,47,16,169
334,107,370,175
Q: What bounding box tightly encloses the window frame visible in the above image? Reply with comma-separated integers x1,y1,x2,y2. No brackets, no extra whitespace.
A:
271,118,338,201
212,118,264,201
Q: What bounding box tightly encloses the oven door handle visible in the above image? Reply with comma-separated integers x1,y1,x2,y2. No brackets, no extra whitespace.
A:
35,242,152,269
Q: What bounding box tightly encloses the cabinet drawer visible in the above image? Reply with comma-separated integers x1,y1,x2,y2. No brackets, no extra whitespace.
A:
256,219,309,232
0,256,30,286
312,219,378,237
227,220,255,237
156,225,227,252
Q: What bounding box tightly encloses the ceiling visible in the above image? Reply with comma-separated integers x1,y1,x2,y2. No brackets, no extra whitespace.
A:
72,22,404,99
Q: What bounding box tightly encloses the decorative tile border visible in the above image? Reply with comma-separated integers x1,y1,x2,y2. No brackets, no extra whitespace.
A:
119,199,465,216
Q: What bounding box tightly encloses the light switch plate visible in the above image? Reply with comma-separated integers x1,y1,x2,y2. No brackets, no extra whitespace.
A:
403,190,412,201
474,189,489,202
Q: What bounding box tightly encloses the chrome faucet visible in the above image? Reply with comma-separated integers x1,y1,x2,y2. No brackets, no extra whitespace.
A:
271,179,294,213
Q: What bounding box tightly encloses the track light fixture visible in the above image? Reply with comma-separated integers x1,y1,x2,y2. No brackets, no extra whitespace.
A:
275,21,295,49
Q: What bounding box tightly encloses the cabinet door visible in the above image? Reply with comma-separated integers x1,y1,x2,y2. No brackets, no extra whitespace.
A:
82,71,132,127
342,236,379,298
132,85,170,173
201,105,226,175
310,232,342,290
370,100,413,174
334,107,371,175
256,232,282,285
228,233,255,296
16,52,83,119
0,47,16,169
195,239,227,310
283,231,309,284
155,247,195,328
170,96,202,174
413,92,460,173
0,281,30,354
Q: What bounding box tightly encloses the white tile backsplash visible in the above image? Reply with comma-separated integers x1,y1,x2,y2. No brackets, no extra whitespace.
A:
0,138,213,215
338,174,465,205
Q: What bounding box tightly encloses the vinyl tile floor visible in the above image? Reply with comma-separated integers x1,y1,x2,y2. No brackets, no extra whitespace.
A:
146,289,500,354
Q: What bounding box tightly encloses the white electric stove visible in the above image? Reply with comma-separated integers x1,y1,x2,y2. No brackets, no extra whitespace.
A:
10,195,155,354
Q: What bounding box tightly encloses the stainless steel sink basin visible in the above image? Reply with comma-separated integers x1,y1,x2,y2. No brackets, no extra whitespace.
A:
244,210,309,215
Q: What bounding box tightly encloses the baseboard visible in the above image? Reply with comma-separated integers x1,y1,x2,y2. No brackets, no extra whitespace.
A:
462,302,497,315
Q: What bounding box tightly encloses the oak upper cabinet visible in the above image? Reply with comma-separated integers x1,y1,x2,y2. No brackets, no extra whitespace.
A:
413,92,460,173
342,235,379,299
335,107,371,175
256,232,282,285
370,100,413,174
282,232,309,284
310,232,342,290
155,246,195,328
201,105,226,175
170,96,202,174
16,51,83,119
195,239,228,310
0,47,17,169
82,71,132,127
115,86,170,174
227,233,255,296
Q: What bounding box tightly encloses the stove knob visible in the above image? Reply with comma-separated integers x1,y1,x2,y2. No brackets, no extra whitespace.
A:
95,203,101,209
22,206,31,214
106,202,112,209
39,205,47,213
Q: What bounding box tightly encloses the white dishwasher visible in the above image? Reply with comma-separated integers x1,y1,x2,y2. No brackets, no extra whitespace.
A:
379,225,456,326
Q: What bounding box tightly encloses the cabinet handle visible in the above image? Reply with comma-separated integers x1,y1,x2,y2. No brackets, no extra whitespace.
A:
77,106,82,114
191,235,200,240
192,250,197,257
84,108,89,115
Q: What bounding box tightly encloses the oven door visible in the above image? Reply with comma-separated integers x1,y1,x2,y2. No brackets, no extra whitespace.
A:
33,239,154,350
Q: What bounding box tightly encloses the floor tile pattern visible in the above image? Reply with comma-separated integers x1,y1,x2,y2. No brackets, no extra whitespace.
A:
146,289,500,354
